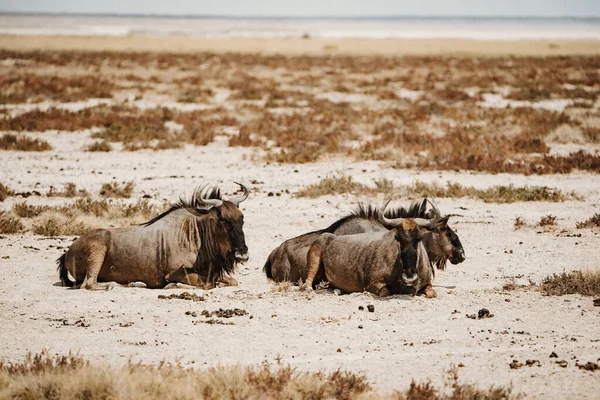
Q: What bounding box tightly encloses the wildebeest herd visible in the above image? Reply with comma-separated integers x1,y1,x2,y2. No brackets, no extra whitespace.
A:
58,183,465,297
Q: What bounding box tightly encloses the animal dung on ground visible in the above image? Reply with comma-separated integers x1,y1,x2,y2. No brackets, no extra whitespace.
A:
556,360,569,368
466,308,494,319
201,308,248,318
550,351,558,358
593,298,600,307
509,360,523,369
367,304,375,312
358,306,364,311
158,292,205,301
576,362,598,371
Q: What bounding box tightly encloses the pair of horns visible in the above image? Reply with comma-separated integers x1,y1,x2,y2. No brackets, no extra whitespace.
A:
193,182,249,210
378,199,439,229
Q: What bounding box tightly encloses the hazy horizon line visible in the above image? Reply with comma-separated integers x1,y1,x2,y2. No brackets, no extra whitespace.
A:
1,11,598,20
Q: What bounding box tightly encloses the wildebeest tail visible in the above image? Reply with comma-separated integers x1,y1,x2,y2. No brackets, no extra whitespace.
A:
57,253,74,287
263,258,274,280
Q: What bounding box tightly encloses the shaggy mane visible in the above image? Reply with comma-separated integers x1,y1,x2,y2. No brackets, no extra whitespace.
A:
142,185,223,227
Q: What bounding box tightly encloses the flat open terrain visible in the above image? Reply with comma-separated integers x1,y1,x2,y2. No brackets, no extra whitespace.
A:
0,38,599,398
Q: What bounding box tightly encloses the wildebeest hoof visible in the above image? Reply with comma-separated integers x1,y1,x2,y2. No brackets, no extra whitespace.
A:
378,287,390,297
424,286,437,298
300,284,313,292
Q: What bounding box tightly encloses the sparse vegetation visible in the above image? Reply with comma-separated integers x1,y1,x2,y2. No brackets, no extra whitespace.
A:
0,50,598,173
0,211,25,234
0,352,520,400
85,140,113,152
540,270,600,296
296,175,366,198
297,177,578,203
12,202,49,218
538,215,557,226
31,213,92,237
47,183,89,198
4,198,163,236
0,183,14,202
0,134,52,151
99,181,135,198
514,216,526,229
576,213,600,229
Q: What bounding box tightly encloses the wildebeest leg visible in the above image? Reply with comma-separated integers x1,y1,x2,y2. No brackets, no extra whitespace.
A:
218,275,238,287
366,281,390,297
127,282,148,288
303,240,325,290
80,241,110,290
165,266,206,287
164,282,197,289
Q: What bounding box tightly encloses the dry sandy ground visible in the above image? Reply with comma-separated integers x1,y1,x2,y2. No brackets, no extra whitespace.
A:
0,35,599,398
0,132,599,398
1,34,600,55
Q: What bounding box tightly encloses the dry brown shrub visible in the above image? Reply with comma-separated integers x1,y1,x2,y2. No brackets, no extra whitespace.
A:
0,73,114,104
297,178,576,203
47,183,89,198
540,270,600,296
0,352,520,400
576,213,600,229
582,127,600,143
538,215,557,226
12,202,49,218
514,217,527,229
85,140,113,152
0,183,14,202
99,181,135,198
0,134,52,151
31,213,92,236
0,211,25,234
296,175,366,198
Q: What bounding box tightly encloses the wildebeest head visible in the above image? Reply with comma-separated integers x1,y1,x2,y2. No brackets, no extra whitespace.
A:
378,202,440,287
424,199,465,268
190,182,250,264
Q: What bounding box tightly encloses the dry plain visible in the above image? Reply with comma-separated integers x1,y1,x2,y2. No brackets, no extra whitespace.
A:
0,38,599,399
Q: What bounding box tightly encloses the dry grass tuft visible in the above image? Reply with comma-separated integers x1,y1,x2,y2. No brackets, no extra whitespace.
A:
538,215,557,226
270,281,293,293
47,183,89,198
5,198,163,236
0,183,14,202
85,140,113,152
99,181,135,198
297,177,577,203
576,213,600,229
0,134,52,151
0,211,25,234
0,352,520,400
12,202,49,218
514,217,527,229
296,175,366,198
0,73,114,104
540,270,600,296
31,213,92,237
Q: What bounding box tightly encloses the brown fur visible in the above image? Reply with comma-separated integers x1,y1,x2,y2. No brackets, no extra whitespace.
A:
57,185,248,290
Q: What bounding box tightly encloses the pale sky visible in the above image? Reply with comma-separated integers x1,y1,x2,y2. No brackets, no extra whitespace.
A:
0,0,598,17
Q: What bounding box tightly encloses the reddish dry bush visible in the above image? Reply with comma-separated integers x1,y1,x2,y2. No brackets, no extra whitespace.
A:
0,133,52,151
0,73,115,104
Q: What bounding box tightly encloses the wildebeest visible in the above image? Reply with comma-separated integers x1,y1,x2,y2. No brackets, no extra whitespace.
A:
303,204,441,297
263,198,465,296
57,183,249,290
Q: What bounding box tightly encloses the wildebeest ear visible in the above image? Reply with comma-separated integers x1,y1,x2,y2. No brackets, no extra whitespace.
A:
438,215,450,227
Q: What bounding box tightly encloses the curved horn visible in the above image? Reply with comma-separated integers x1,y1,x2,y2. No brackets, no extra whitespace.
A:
425,197,441,217
194,184,223,210
378,199,404,228
228,182,249,206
